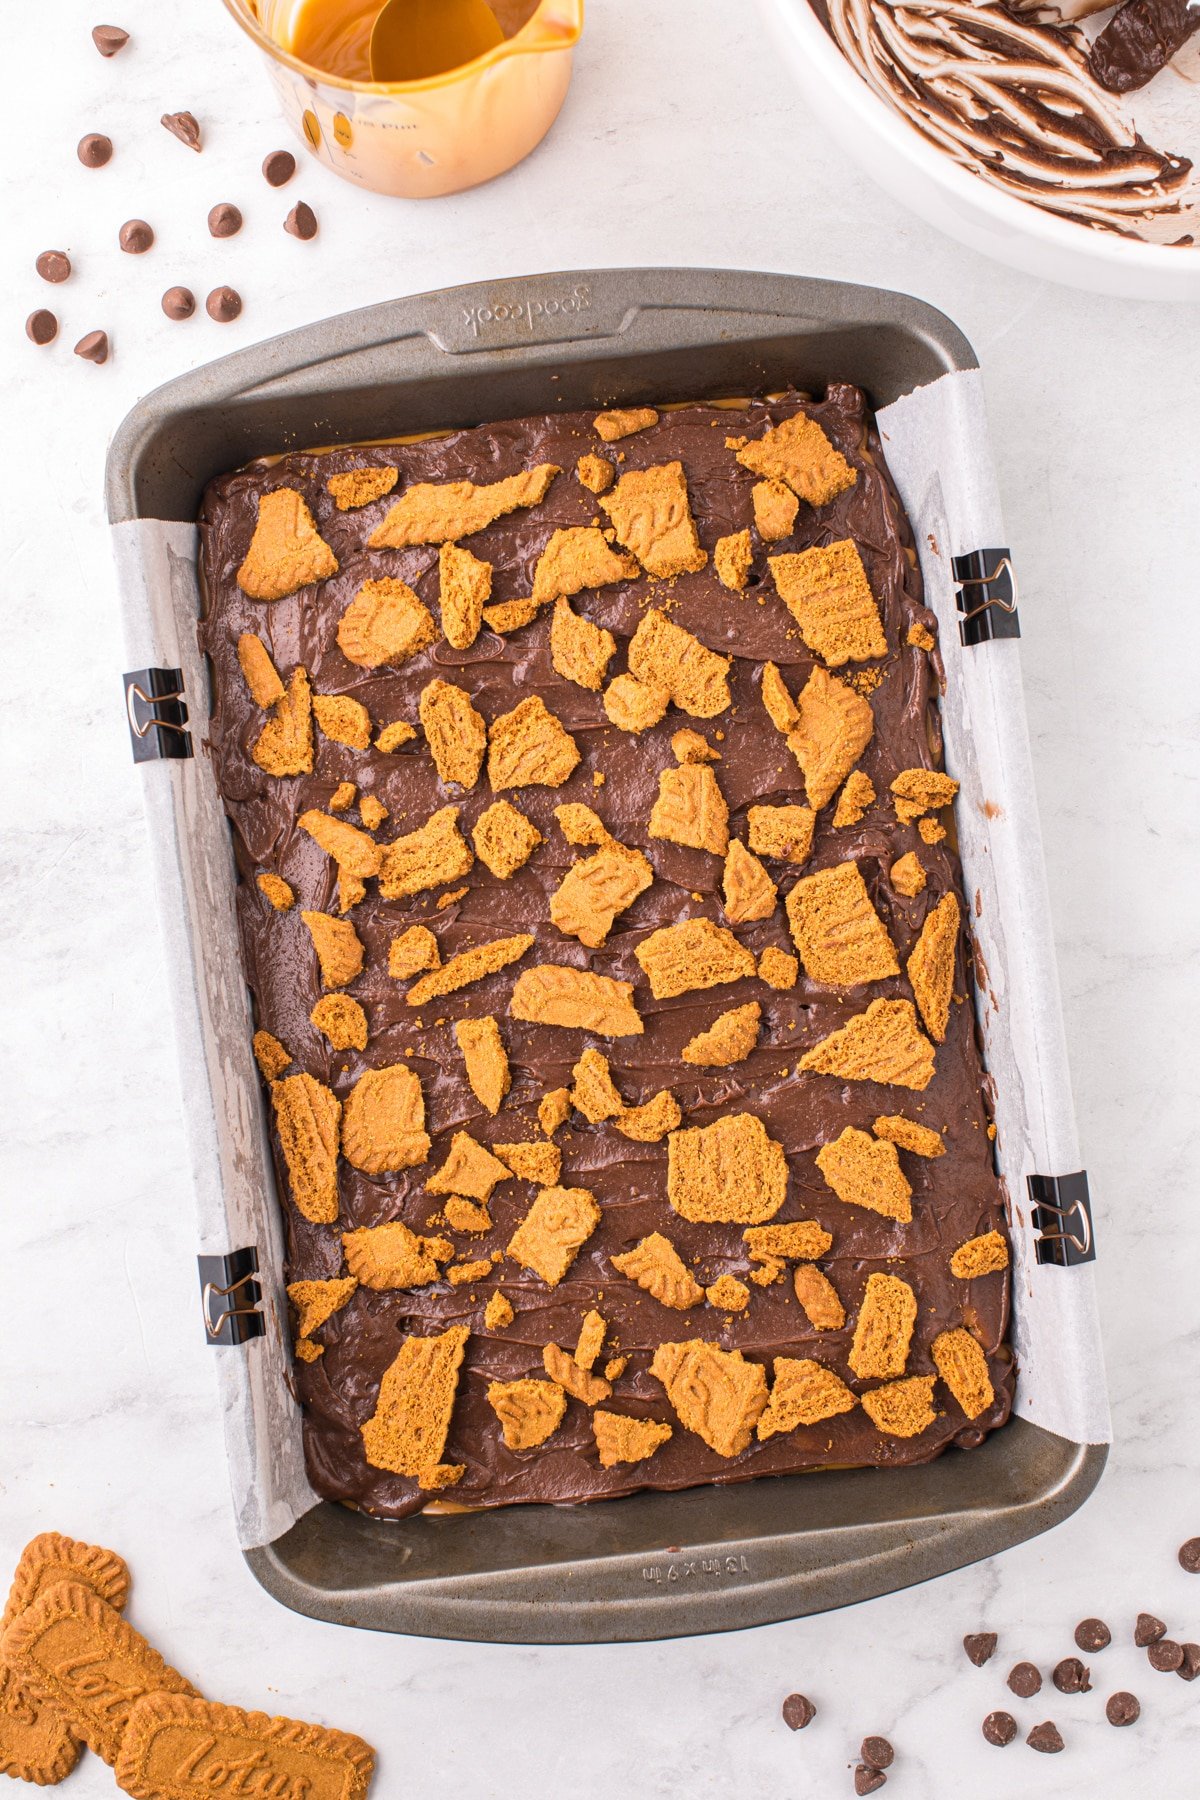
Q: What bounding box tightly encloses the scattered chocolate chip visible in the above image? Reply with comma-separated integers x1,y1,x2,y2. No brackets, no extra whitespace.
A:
1148,1638,1184,1672
1180,1537,1200,1573
1074,1617,1110,1652
36,250,71,283
1178,1643,1200,1682
1052,1657,1091,1694
78,132,113,167
963,1632,997,1666
74,329,109,364
208,203,243,238
1007,1661,1041,1698
860,1737,893,1770
162,110,201,152
781,1693,815,1731
206,285,242,323
25,309,58,346
263,149,296,186
162,286,195,320
1134,1612,1166,1646
118,218,154,253
284,201,318,240
854,1766,886,1796
1106,1691,1140,1726
92,24,129,56
982,1711,1017,1747
1026,1721,1064,1754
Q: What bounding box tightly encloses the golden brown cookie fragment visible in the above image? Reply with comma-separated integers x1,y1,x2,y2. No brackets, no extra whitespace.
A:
735,412,857,507
327,463,398,511
891,767,959,822
360,1324,469,1478
861,1376,937,1439
602,672,670,734
751,478,799,542
472,800,542,879
890,851,926,898
833,769,875,829
918,818,946,846
370,465,559,547
359,795,388,831
649,763,730,856
603,1356,629,1381
426,1131,512,1201
237,632,285,708
299,812,382,878
313,693,372,751
849,1272,918,1379
682,1002,761,1067
667,1112,788,1225
294,1336,324,1364
253,1029,291,1080
873,1114,945,1158
252,666,314,777
388,924,440,980
671,728,720,765
439,541,491,651
301,910,365,988
543,1342,612,1406
576,452,615,494
635,918,755,1000
488,696,581,792
342,1222,450,1290
757,1357,857,1438
507,1186,601,1285
570,1048,624,1123
550,596,617,691
650,1341,768,1457
612,1232,703,1309
444,1197,492,1233
512,965,643,1036
406,934,534,1007
287,1277,357,1340
484,1291,515,1330
237,488,338,601
932,1328,995,1419
446,1258,492,1286
593,406,659,441
602,462,708,579
714,528,753,592
760,662,801,735
815,1126,913,1222
115,1694,374,1800
539,1087,571,1136
419,679,487,789
488,1379,567,1450
792,1264,846,1330
495,1140,562,1185
786,666,874,810
310,993,368,1051
483,596,545,635
378,805,474,899
771,541,885,666
615,1090,681,1143
907,620,936,651
339,576,437,671
256,871,295,911
706,1274,750,1312
574,1310,607,1372
531,526,639,604
785,860,900,987
455,1016,511,1116
628,608,730,718
949,1230,1009,1279
376,719,417,753
743,1220,833,1262
800,998,936,1091
271,1074,341,1222
551,841,654,950
593,1412,672,1468
329,782,357,811
747,803,815,865
723,840,778,925
757,947,798,989
907,892,959,1042
342,1064,430,1174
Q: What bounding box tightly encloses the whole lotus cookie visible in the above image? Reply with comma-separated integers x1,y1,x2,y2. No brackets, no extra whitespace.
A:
116,1693,374,1800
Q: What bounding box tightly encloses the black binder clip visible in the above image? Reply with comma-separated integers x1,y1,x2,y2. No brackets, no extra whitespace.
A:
197,1247,265,1346
1028,1172,1095,1267
953,549,1020,647
123,668,192,763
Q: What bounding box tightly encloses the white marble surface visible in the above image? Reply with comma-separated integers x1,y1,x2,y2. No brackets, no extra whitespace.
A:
3,2,1200,1795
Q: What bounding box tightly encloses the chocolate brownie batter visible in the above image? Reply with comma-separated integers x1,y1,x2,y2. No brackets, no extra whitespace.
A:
198,387,1014,1518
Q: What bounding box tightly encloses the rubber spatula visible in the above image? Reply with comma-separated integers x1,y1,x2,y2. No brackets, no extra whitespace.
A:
369,0,505,80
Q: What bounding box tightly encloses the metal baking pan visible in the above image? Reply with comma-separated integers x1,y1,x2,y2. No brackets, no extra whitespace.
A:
106,268,1107,1643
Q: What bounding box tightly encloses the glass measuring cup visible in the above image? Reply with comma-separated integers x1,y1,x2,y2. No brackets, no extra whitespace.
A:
221,0,584,197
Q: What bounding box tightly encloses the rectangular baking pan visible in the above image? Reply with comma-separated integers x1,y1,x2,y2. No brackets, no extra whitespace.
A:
107,268,1107,1643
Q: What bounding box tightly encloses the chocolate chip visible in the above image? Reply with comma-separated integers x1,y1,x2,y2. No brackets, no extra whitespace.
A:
78,132,113,167
1006,1661,1041,1698
860,1737,893,1770
208,203,243,239
1052,1657,1090,1694
162,110,201,152
206,285,242,323
262,149,296,187
1106,1691,1140,1726
963,1632,997,1666
92,24,129,56
284,201,317,240
1148,1638,1184,1671
74,329,109,364
854,1766,886,1796
781,1693,815,1730
36,250,71,283
119,218,154,254
1134,1612,1166,1646
1179,1537,1200,1573
25,309,57,346
1178,1643,1200,1682
982,1710,1017,1747
162,286,195,320
1026,1721,1064,1754
1074,1617,1110,1652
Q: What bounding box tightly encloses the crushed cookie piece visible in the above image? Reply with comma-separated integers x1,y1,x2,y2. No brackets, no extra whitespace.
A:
472,799,543,878
757,946,798,989
761,662,801,735
507,1185,601,1285
378,805,474,899
800,997,936,1090
311,993,368,1051
488,1378,566,1450
635,918,755,1000
574,1310,607,1372
757,1357,857,1437
671,728,720,765
327,464,398,511
950,1230,1009,1279
342,1221,450,1289
484,1291,515,1330
577,452,615,494
933,1328,996,1419
543,1342,611,1406
342,1063,430,1173
512,965,643,1036
601,462,707,579
593,407,659,441
288,1276,357,1340
850,1272,918,1379
649,763,729,856
488,695,581,791
603,1355,629,1381
616,1090,681,1142
890,851,926,897
667,1112,788,1224
376,720,418,753
860,1375,937,1438
603,672,670,734
706,1273,750,1312
531,526,639,603
419,679,487,789
360,1324,468,1477
744,1220,833,1261
892,768,959,820
538,1088,572,1137
256,871,294,911
785,860,899,987
747,803,814,865
438,541,491,650
359,796,388,831
752,478,799,541
650,1340,768,1456
907,620,936,651
786,666,874,809
328,781,357,811
483,596,545,634
918,817,946,845
735,412,857,507
723,839,778,925
714,529,753,591
237,632,285,708
299,810,382,878
627,608,730,718
750,1258,784,1287
874,1114,945,1158
552,839,653,949
370,465,560,548
426,1130,513,1201
313,693,371,750
593,1411,672,1468
550,596,617,691
570,1048,624,1122
682,1002,761,1066
455,1016,511,1115
792,1264,846,1330
407,934,534,1007
612,1232,704,1309
237,487,338,600
337,871,367,914
495,1140,562,1185
447,1258,492,1286
907,892,959,1041
388,924,440,980
301,909,365,988
337,576,436,669
555,803,614,848
253,1029,291,1080
271,1073,341,1222
444,1197,492,1233
815,1127,913,1222
252,666,314,777
833,769,876,829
